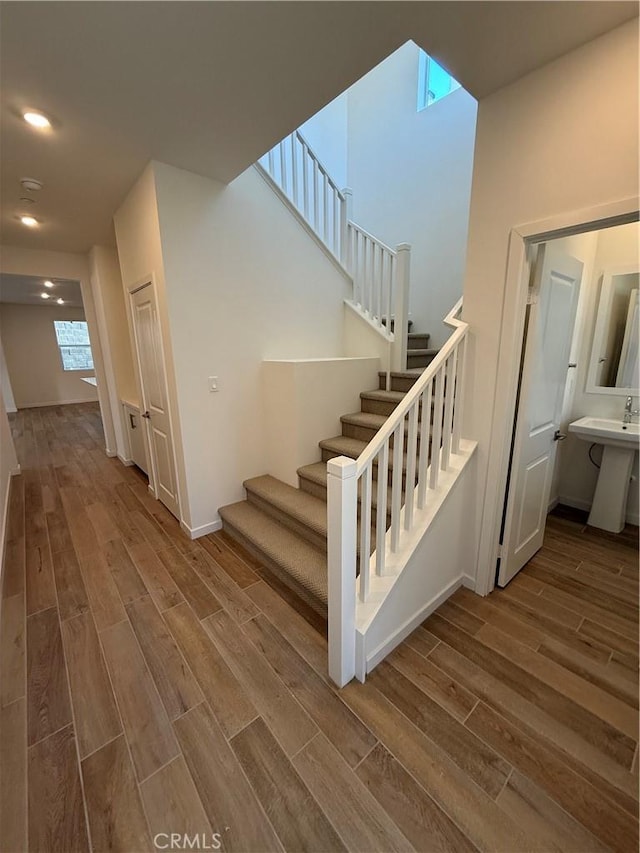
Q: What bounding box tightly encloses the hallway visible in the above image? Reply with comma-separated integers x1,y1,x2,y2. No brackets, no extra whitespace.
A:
0,404,637,852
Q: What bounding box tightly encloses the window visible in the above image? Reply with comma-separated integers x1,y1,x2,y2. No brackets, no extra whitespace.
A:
417,49,461,110
53,320,94,371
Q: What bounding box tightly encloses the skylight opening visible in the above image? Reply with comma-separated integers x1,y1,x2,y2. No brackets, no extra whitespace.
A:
417,50,461,111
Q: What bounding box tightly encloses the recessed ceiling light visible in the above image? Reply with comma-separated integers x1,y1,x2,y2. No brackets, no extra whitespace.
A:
44,280,54,288
41,293,50,299
23,111,51,129
57,298,64,305
20,215,38,227
21,178,43,192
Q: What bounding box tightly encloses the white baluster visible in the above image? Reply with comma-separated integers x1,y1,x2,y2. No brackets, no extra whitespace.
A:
302,142,310,220
280,141,287,195
359,466,372,602
390,422,404,553
441,348,457,471
342,188,352,269
417,379,432,509
313,162,319,232
327,456,357,688
386,254,394,337
452,336,466,454
268,148,275,176
291,133,298,209
429,367,444,489
323,173,329,243
376,442,389,575
333,192,339,257
392,244,411,372
404,402,419,530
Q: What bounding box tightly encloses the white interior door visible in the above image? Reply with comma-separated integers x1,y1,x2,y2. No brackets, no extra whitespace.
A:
498,243,583,586
131,284,180,518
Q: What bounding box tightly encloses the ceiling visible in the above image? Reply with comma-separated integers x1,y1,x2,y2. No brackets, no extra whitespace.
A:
1,1,637,255
0,273,83,309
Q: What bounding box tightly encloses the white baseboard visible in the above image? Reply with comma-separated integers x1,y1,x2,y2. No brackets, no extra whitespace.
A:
17,396,99,408
363,576,463,675
0,470,20,593
117,454,134,467
558,495,639,527
180,519,222,540
461,573,476,591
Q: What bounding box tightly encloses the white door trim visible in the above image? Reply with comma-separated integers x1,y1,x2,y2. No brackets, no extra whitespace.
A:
474,196,639,597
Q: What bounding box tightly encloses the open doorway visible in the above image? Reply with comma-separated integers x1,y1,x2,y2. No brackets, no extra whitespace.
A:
497,219,639,588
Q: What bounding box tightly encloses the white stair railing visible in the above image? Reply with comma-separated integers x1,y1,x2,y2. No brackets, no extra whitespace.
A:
257,131,410,373
327,299,468,687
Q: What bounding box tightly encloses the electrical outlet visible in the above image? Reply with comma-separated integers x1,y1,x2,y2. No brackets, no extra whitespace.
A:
209,376,219,392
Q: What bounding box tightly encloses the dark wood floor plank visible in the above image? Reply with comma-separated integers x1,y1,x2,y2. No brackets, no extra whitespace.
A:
59,486,100,556
103,537,148,604
242,612,377,767
532,552,639,612
529,562,638,623
85,501,120,545
403,623,441,658
81,734,151,852
60,612,122,758
340,679,538,852
231,717,346,853
157,547,221,619
28,725,89,852
466,701,638,852
204,610,317,757
27,606,71,745
478,622,638,743
140,755,212,845
126,541,183,611
45,506,74,555
180,544,260,624
429,640,639,816
371,660,511,798
496,582,583,631
77,550,127,631
163,602,256,738
0,591,25,707
5,474,25,544
51,550,90,621
126,595,203,721
497,770,610,853
294,735,415,853
579,618,639,659
355,741,476,853
426,613,636,769
2,537,25,599
386,642,478,722
452,586,546,649
174,702,282,852
100,618,179,782
0,698,27,853
26,543,57,616
200,532,260,588
437,599,484,636
538,580,638,640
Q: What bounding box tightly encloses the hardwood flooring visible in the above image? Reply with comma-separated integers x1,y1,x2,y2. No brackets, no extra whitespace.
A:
0,403,638,852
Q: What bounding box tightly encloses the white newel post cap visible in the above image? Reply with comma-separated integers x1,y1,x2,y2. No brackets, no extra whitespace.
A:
327,456,358,480
396,242,411,253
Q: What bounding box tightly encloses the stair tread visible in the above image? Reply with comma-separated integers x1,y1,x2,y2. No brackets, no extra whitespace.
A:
360,389,405,403
407,332,430,339
244,474,327,537
407,348,439,356
218,501,328,602
319,435,369,458
341,411,388,430
378,370,423,380
298,462,394,513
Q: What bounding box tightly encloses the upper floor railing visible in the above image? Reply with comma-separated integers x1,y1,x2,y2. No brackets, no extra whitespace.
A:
257,131,410,374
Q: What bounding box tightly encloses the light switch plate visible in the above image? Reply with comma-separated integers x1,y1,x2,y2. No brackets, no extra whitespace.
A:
209,376,219,392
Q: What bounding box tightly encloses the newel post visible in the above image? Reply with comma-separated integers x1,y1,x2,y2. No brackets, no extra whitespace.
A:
392,243,411,372
327,455,357,687
341,187,353,271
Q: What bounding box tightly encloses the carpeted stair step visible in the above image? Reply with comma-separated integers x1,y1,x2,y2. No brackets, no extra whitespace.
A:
319,435,411,487
360,389,405,416
244,475,329,551
341,411,425,446
378,371,423,393
219,500,328,606
407,348,439,369
407,332,430,350
297,462,393,525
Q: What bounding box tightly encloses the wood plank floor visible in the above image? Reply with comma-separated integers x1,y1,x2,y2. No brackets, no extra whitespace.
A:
0,403,638,852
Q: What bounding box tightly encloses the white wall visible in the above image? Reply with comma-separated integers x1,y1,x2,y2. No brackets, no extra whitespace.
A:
463,20,639,590
299,93,348,190
0,304,99,408
555,221,640,523
347,42,477,345
0,335,16,414
262,357,379,487
89,245,138,460
151,160,352,532
0,245,115,450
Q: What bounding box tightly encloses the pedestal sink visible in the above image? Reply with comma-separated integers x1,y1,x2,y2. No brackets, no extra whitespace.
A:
568,417,640,532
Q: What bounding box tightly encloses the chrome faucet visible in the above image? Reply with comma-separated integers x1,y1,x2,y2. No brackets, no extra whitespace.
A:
623,396,639,428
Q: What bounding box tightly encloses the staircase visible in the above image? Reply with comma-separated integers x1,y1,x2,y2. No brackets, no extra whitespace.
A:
219,370,422,612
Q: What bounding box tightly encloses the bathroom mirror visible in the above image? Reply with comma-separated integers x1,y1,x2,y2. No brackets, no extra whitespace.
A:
587,266,639,396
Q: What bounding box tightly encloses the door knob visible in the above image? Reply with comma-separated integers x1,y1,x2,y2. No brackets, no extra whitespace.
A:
553,430,567,441
142,411,151,419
